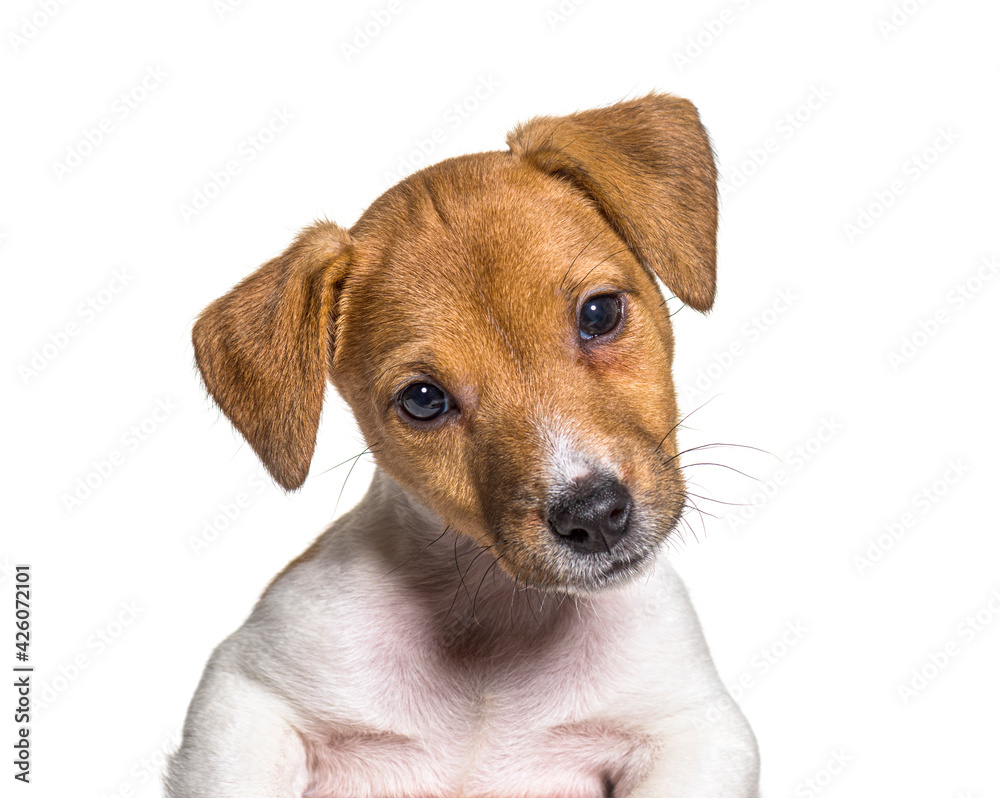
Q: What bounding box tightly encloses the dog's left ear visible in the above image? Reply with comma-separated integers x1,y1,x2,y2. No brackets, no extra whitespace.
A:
508,92,718,312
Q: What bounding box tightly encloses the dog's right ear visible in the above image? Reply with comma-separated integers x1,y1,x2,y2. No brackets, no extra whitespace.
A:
192,221,353,491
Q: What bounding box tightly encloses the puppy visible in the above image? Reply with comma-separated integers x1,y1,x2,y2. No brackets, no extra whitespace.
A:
166,93,759,798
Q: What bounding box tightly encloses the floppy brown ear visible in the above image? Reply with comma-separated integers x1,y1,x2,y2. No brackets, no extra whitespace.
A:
507,92,718,312
192,221,354,490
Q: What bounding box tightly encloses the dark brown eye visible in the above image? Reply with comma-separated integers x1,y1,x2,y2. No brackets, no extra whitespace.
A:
579,294,621,339
398,382,451,421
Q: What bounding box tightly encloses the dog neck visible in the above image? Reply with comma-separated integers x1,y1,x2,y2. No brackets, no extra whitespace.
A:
359,467,595,644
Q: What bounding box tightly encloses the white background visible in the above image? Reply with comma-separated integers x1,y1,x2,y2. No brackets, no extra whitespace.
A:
4,0,999,795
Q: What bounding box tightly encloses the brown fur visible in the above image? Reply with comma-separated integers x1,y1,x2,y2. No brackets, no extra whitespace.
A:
193,222,353,490
508,93,718,311
192,92,718,588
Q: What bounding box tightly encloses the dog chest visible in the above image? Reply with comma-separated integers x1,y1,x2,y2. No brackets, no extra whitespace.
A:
270,571,658,795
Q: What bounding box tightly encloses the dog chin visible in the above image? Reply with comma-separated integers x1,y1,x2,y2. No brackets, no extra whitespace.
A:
513,543,658,597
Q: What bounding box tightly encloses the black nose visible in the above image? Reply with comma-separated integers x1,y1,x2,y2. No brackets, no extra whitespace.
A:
548,478,632,554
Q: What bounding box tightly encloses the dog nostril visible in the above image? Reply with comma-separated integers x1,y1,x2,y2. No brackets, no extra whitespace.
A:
549,479,632,554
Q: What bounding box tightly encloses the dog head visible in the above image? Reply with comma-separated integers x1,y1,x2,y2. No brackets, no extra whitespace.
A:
193,93,717,594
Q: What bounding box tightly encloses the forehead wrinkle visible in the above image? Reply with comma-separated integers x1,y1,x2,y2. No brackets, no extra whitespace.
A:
419,174,453,231
474,284,521,365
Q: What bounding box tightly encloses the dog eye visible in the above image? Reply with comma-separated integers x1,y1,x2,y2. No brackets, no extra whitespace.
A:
579,294,621,339
398,382,451,421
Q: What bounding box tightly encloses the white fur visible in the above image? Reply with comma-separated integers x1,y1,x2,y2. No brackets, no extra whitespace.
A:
166,469,758,797
541,424,599,488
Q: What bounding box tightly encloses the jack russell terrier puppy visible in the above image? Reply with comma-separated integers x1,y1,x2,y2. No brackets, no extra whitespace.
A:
167,93,759,798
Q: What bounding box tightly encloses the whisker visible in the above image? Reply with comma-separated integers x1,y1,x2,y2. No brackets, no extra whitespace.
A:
525,585,540,626
454,535,477,603
654,397,722,454
330,445,377,520
443,538,467,625
681,518,708,543
472,558,501,625
683,494,719,522
679,500,710,523
679,461,763,482
509,570,522,628
670,495,718,542
379,526,450,580
684,491,752,508
674,516,692,544
451,539,499,626
672,442,777,461
316,444,381,476
568,248,630,295
560,230,603,290
463,543,497,585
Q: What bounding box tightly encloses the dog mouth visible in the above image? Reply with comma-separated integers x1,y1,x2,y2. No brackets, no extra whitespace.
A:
602,549,652,579
582,545,658,592
493,519,668,595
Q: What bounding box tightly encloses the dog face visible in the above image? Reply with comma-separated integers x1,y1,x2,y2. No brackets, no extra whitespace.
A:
192,93,718,594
